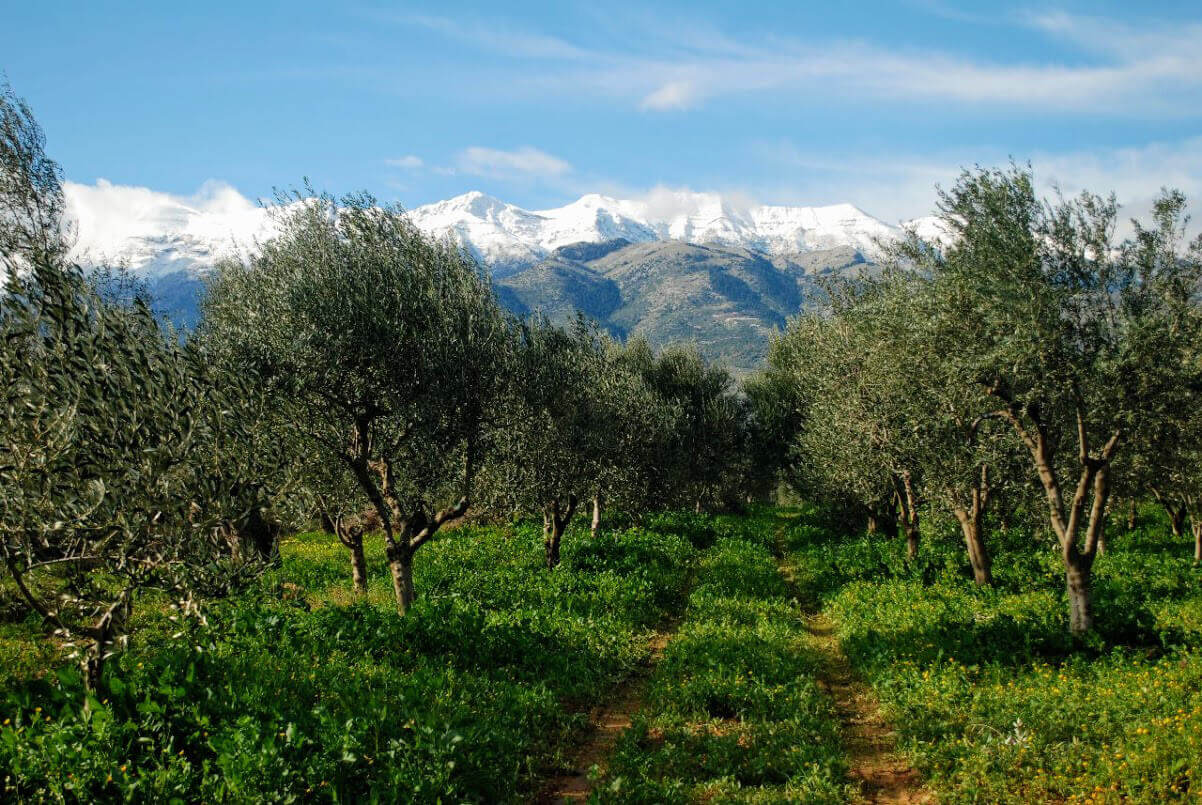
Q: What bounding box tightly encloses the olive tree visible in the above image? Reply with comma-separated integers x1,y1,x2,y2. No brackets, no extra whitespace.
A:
912,167,1202,632
639,344,742,512
0,85,282,695
769,307,921,551
584,339,679,536
202,192,509,613
486,316,610,568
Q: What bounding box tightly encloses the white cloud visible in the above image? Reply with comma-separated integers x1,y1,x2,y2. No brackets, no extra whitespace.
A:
386,155,423,169
399,10,1202,117
758,137,1202,236
455,146,572,180
640,80,697,111
62,179,273,273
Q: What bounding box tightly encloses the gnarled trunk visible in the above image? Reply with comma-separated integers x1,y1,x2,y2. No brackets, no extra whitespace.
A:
895,472,921,561
903,518,920,562
996,399,1118,634
386,541,415,614
348,532,368,593
1065,553,1094,634
953,507,993,585
947,464,993,584
544,496,578,569
1170,505,1187,538
82,590,132,700
591,492,602,539
328,510,371,594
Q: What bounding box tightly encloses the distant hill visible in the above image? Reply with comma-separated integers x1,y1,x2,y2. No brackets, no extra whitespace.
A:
497,240,867,374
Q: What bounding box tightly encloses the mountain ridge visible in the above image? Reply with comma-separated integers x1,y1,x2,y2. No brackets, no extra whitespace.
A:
62,181,941,369
64,181,941,279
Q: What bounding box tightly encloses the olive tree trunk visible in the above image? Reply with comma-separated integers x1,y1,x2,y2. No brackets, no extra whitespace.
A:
1170,505,1187,538
327,511,370,594
544,495,579,569
1065,551,1094,633
999,404,1118,634
894,472,921,561
387,543,416,614
347,532,368,593
953,508,993,585
590,492,603,539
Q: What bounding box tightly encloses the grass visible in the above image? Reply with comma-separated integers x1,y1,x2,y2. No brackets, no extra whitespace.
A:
594,511,851,803
3,503,1200,802
783,503,1202,803
0,518,697,802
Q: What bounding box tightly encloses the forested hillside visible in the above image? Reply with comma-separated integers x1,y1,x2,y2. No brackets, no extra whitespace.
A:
498,241,867,373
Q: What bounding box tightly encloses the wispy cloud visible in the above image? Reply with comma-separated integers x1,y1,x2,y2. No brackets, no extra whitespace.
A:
454,146,573,180
640,80,697,111
757,136,1202,233
388,10,1202,117
385,154,423,169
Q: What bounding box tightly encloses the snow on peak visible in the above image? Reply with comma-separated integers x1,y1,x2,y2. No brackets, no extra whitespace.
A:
65,180,273,276
64,181,924,277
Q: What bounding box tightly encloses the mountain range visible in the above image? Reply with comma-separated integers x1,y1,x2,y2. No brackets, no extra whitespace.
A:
65,182,944,372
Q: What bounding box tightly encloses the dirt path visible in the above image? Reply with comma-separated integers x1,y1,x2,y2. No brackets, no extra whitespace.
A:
537,624,675,803
775,538,931,805
803,613,933,804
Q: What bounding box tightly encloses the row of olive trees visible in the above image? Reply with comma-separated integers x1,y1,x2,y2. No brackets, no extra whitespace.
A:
0,84,301,694
1,84,758,696
200,190,756,603
755,166,1202,634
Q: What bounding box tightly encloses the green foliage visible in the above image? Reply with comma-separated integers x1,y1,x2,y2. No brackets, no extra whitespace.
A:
597,511,851,803
1,82,287,691
786,505,1202,802
0,518,697,802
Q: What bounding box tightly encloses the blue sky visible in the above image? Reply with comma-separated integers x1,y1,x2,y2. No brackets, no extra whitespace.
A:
3,1,1201,222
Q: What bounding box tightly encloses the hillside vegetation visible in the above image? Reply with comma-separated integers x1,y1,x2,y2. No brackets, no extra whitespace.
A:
499,241,866,374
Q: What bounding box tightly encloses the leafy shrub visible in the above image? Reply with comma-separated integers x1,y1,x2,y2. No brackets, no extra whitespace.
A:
0,518,698,802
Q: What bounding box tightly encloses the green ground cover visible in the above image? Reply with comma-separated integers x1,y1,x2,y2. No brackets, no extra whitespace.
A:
784,504,1202,803
0,518,698,802
595,511,851,803
4,505,1200,803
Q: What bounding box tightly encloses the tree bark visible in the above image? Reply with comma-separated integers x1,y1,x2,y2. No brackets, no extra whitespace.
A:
950,464,993,585
591,492,602,539
953,507,993,585
387,542,415,614
329,512,370,594
895,472,920,561
995,399,1118,634
81,591,131,700
903,520,920,561
1170,505,1187,538
543,509,559,569
1192,518,1202,565
1065,553,1094,634
544,496,578,569
1127,498,1137,530
348,532,368,594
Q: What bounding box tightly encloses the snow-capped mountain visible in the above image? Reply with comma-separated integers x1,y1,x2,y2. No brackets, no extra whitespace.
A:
64,180,939,277
66,180,273,277
405,190,912,271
